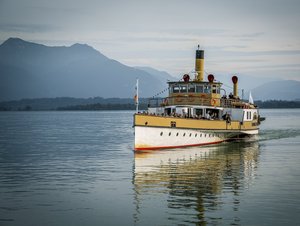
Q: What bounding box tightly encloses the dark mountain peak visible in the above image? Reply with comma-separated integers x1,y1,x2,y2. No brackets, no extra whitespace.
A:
71,43,90,48
0,37,167,100
69,43,107,59
1,38,101,55
0,37,109,63
70,43,95,52
3,37,26,45
1,37,43,48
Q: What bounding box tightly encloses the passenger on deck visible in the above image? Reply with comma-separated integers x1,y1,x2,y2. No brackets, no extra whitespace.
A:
228,93,234,99
222,94,227,99
222,112,231,123
206,111,211,120
212,112,218,119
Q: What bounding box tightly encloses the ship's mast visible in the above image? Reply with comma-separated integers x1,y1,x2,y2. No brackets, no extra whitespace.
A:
135,78,139,112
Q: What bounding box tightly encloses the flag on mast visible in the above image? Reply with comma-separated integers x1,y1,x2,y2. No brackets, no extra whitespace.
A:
134,79,139,112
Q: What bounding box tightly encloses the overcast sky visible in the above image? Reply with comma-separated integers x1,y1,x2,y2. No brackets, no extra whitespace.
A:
0,0,299,81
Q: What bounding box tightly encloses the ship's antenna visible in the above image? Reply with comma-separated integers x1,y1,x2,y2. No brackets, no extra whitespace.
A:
242,89,244,100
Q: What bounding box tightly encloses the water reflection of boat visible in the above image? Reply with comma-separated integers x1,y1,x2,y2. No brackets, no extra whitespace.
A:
133,142,260,225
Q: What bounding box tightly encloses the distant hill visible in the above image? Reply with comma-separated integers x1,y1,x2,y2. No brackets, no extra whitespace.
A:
0,38,172,101
0,97,149,111
1,38,299,102
135,66,176,83
1,97,299,111
250,80,300,101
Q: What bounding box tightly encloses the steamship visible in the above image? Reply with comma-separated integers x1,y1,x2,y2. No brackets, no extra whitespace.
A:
133,47,262,151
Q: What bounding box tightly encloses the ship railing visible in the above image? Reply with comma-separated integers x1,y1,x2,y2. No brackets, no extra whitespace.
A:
148,97,245,108
148,96,218,107
164,96,212,107
148,98,165,108
136,110,234,124
220,98,244,108
148,96,214,107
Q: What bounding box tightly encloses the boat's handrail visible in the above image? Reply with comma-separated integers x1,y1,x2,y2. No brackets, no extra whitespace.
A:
136,111,225,121
148,96,248,108
220,98,239,108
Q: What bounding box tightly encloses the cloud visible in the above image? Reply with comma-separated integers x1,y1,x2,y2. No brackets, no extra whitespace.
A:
209,49,300,57
0,23,60,33
237,32,265,38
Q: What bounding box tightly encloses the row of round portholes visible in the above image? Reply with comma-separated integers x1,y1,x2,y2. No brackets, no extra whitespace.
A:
160,131,219,138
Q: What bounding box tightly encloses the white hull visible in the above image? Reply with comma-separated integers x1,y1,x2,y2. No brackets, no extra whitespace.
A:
134,126,258,150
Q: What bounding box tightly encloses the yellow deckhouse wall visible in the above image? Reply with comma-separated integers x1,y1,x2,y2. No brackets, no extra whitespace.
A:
167,82,221,107
134,114,258,131
166,48,222,107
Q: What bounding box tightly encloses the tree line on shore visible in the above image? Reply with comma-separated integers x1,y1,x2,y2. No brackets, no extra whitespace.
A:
0,97,300,111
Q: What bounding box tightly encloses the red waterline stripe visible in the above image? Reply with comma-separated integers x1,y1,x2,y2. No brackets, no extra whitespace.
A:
134,140,225,151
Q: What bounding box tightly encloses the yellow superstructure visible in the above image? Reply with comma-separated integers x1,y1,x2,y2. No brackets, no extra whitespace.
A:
167,81,222,107
134,114,258,131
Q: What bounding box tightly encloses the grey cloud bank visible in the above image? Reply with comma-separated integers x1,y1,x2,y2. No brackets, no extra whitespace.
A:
0,0,299,80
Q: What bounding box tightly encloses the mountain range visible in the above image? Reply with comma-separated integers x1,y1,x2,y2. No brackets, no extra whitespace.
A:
250,80,300,101
0,38,173,101
0,37,299,101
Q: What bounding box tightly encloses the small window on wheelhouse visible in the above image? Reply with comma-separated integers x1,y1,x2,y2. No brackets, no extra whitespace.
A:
180,85,187,93
212,85,217,94
196,85,203,93
173,86,180,93
204,85,211,94
188,84,195,93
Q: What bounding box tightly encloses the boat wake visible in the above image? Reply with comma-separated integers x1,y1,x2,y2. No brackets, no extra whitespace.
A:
259,129,300,142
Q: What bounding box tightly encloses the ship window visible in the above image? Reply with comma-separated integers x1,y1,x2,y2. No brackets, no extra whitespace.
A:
160,132,163,136
176,133,179,136
196,85,203,93
183,133,186,137
195,108,203,117
189,133,192,137
169,132,171,136
180,85,187,93
246,111,252,120
212,85,217,94
173,85,180,93
188,84,195,93
200,134,202,137
205,134,207,137
204,85,211,94
212,85,220,94
195,134,197,137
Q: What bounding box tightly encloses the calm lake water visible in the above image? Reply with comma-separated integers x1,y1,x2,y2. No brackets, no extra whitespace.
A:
0,109,299,226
